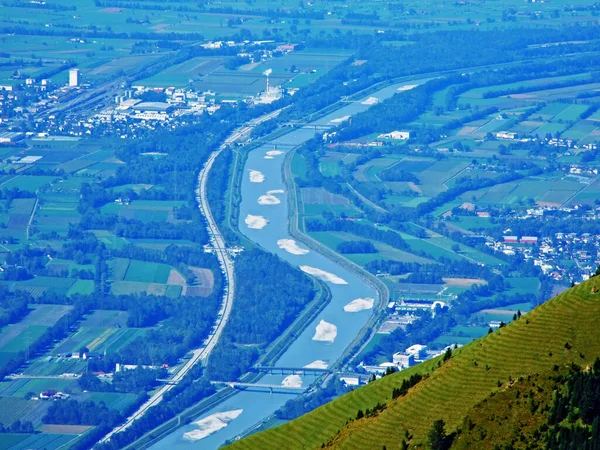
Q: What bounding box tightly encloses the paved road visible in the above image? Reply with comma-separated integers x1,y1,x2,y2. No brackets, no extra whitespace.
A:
9,374,81,380
99,108,282,444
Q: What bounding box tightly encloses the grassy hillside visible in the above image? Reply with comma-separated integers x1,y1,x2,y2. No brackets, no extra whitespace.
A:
451,371,556,449
228,278,600,450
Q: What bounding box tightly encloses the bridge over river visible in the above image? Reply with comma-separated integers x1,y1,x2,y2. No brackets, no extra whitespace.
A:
210,381,307,394
252,366,331,376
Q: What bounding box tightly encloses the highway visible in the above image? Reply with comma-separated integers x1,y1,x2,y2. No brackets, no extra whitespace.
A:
99,108,282,445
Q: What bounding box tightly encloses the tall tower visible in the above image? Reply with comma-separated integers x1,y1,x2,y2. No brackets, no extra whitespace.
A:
263,69,272,93
69,68,79,87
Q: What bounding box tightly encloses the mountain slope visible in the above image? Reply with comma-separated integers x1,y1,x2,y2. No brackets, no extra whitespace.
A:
228,278,600,450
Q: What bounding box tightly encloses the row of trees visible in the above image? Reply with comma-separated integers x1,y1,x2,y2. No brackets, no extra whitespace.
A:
78,367,166,394
43,400,122,427
337,240,377,254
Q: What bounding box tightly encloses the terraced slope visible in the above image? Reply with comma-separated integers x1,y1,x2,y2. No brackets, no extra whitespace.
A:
229,278,600,450
451,371,557,449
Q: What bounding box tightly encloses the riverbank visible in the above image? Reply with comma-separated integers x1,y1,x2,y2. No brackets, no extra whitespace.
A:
282,146,390,371
144,77,425,450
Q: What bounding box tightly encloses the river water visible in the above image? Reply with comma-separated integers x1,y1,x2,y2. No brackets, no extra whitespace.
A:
151,80,426,449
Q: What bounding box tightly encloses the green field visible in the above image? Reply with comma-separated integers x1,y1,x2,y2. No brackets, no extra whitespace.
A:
65,280,94,296
54,327,116,355
0,432,79,450
0,434,29,450
505,277,541,294
310,231,436,266
52,309,138,357
0,378,76,399
10,277,77,297
319,161,342,177
0,396,50,427
100,200,184,223
137,56,224,87
292,153,309,182
0,305,72,368
46,259,94,276
93,231,130,249
79,392,138,413
123,260,171,284
109,258,131,282
0,176,58,192
22,359,87,377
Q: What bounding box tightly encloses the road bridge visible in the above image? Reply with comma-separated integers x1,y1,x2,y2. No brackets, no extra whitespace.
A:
9,374,81,380
211,381,306,394
253,366,331,376
280,123,332,131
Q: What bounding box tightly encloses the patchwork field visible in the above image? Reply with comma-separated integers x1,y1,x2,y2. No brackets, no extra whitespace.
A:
0,396,51,428
108,258,213,298
52,309,136,356
123,260,171,284
100,200,185,223
0,431,80,450
0,305,72,371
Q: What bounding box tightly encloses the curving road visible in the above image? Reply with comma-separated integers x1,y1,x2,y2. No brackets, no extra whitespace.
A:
99,108,282,445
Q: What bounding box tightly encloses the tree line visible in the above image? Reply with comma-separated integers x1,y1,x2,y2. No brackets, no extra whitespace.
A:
207,248,315,381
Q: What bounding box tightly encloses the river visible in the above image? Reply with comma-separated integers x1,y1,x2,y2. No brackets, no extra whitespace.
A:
151,79,427,449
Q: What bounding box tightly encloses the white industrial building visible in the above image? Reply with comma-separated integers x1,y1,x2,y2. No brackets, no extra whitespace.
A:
69,69,80,87
378,130,411,140
392,352,415,368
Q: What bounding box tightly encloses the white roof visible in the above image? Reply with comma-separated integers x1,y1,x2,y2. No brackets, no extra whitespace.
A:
406,344,427,354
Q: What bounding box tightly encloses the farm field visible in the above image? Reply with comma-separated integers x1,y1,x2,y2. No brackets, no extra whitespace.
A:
0,176,57,192
432,325,490,347
0,396,51,428
137,56,225,87
100,200,185,223
21,358,88,377
0,432,80,450
0,378,76,399
108,257,209,298
123,260,171,284
8,277,78,298
91,230,130,249
454,174,588,208
19,310,144,377
0,305,72,371
471,301,533,324
79,392,138,413
309,231,436,266
46,310,144,361
301,187,362,218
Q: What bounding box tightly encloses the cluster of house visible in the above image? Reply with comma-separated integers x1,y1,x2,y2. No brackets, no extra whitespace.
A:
38,389,70,400
55,351,103,360
487,227,600,281
494,131,597,151
1,38,304,135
